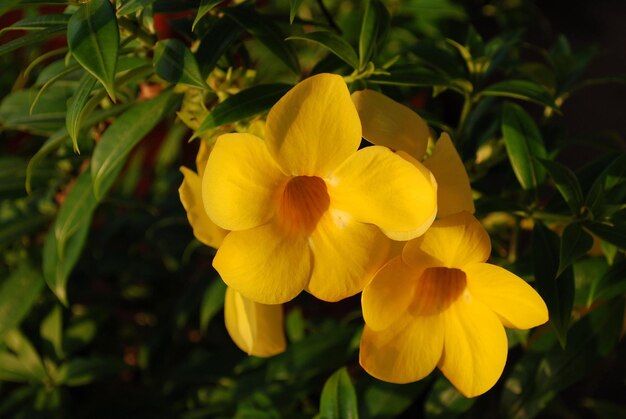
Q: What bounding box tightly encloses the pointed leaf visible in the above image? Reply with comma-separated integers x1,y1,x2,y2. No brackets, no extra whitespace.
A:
359,0,390,69
482,80,559,110
289,0,305,23
117,0,156,16
585,222,626,251
154,39,209,90
0,264,44,339
288,31,358,70
196,17,240,76
192,0,222,30
200,280,226,332
558,223,594,277
320,367,358,419
536,158,584,214
66,73,98,153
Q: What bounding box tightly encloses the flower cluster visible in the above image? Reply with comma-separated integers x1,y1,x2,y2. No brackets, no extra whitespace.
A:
179,74,548,397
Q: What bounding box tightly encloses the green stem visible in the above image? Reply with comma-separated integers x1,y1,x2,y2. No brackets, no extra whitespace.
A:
455,93,473,143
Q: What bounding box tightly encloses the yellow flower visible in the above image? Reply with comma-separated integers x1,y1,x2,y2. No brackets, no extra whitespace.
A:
352,89,474,218
203,74,437,304
359,212,548,397
179,140,285,357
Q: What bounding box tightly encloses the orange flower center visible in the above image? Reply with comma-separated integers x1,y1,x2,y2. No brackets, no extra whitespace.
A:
278,176,330,234
411,267,467,315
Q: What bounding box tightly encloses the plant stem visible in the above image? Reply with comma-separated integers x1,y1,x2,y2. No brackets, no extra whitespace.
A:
455,93,473,143
316,0,341,33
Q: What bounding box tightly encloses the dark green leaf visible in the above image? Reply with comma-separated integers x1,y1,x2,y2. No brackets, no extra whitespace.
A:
585,222,626,250
0,213,49,246
57,357,125,386
585,154,626,215
66,73,98,153
558,223,594,277
40,305,64,360
196,83,291,133
588,259,626,304
91,91,178,200
67,0,119,100
289,0,305,23
0,264,44,339
536,158,584,214
501,103,547,190
0,14,70,34
0,26,66,57
367,66,450,88
481,80,559,110
196,17,240,76
0,0,67,14
199,280,226,332
192,0,222,30
154,39,209,90
117,0,156,16
359,0,390,69
224,6,300,74
425,377,475,418
357,378,430,419
288,31,358,70
319,367,358,419
0,87,71,135
532,221,574,346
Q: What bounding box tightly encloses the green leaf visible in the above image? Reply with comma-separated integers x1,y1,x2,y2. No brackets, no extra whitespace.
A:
532,221,574,347
56,357,125,386
319,367,358,419
199,280,226,332
289,0,305,23
0,26,66,57
224,5,300,74
501,103,547,190
0,264,44,340
288,31,359,70
359,0,390,69
196,17,240,76
536,158,584,214
91,91,177,200
117,0,156,16
67,0,119,100
66,73,98,153
0,213,49,246
0,14,70,34
3,330,47,382
425,377,475,418
192,0,222,30
196,83,291,134
154,39,209,90
585,222,626,250
367,67,451,89
40,305,64,361
357,378,430,418
585,154,626,215
29,63,82,115
481,80,559,110
588,259,626,304
558,223,594,277
0,0,68,14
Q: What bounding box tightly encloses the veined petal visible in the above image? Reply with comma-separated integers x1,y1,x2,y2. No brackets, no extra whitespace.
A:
423,133,475,218
179,167,228,249
464,263,548,329
307,209,390,302
224,287,286,357
362,256,421,331
213,222,311,304
351,89,429,160
265,74,361,176
329,146,437,241
403,212,491,269
439,295,508,397
203,133,287,231
360,312,444,384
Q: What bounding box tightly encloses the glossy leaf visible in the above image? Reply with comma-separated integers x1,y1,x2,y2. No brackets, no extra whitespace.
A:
91,91,177,200
502,103,547,190
67,0,119,100
192,0,222,30
319,367,358,419
288,31,359,70
154,39,209,90
537,158,584,214
558,223,594,277
481,80,559,110
66,73,98,153
0,264,44,339
359,0,390,69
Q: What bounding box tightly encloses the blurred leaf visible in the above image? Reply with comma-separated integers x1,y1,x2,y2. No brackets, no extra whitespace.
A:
359,0,390,69
558,223,594,277
192,0,222,30
588,259,626,304
0,0,67,14
91,91,177,200
154,39,209,90
0,213,49,246
536,158,584,214
224,5,300,74
288,32,359,70
285,307,305,343
411,40,466,79
0,14,70,34
3,330,47,382
196,17,240,76
67,0,119,100
501,103,547,190
0,26,66,57
63,317,98,356
532,221,574,346
40,305,64,361
196,83,291,134
66,73,97,153
117,0,156,16
319,367,358,419
585,222,626,251
57,357,125,386
425,377,475,418
0,86,70,135
0,264,44,340
585,154,626,215
357,377,430,419
199,280,226,332
289,0,305,23
29,63,82,115
367,66,450,88
481,80,559,110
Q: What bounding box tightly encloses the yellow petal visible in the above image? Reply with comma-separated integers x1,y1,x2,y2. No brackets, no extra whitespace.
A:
213,222,311,304
361,256,421,331
403,212,491,269
330,146,437,241
265,74,361,176
439,295,508,397
423,133,475,218
307,209,391,302
203,133,287,231
464,263,548,329
179,167,228,249
224,287,286,357
360,312,444,384
195,139,212,180
351,89,429,160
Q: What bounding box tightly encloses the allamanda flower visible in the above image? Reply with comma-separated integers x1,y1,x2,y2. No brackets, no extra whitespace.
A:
360,211,548,397
179,139,285,357
203,74,437,304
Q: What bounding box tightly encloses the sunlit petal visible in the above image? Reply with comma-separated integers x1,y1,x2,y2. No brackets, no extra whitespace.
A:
195,139,212,180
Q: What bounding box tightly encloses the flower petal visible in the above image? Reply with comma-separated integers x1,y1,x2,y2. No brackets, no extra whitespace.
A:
360,312,444,384
224,287,286,357
423,133,475,218
361,256,421,331
351,89,429,160
203,133,286,231
265,73,361,176
195,139,212,179
213,222,311,304
330,146,437,241
464,263,548,329
307,210,390,302
179,167,228,249
439,294,508,397
403,212,491,269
